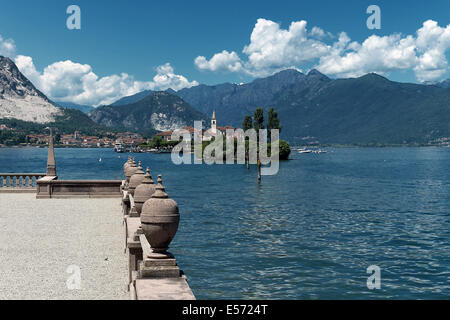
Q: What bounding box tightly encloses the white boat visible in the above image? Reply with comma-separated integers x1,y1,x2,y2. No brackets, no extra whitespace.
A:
298,148,313,154
114,142,125,153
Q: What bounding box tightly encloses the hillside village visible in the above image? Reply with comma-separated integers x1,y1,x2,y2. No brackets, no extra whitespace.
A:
0,124,145,148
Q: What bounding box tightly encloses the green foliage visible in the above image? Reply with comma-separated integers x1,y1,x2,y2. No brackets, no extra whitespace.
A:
278,140,291,160
253,107,265,131
142,128,158,139
266,107,282,140
242,115,253,131
242,107,290,159
0,129,26,145
152,135,163,148
53,108,109,135
261,139,291,160
140,135,180,149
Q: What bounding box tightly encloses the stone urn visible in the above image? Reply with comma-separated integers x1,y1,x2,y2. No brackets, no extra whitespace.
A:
134,168,155,215
125,159,138,183
140,181,180,258
128,164,145,196
123,156,132,175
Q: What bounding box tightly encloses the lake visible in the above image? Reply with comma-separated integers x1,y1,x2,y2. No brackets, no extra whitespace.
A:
1,146,449,299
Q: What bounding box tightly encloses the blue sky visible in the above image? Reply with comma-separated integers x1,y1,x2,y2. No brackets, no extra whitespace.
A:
1,0,450,105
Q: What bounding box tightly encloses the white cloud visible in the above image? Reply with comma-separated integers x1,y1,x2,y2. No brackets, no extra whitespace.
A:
413,20,450,81
0,35,16,57
195,50,243,72
195,18,450,82
195,19,330,77
317,33,417,78
243,19,330,76
2,33,198,106
14,55,198,106
152,63,199,91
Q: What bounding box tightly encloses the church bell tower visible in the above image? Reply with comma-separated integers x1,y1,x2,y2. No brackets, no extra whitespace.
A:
211,110,217,134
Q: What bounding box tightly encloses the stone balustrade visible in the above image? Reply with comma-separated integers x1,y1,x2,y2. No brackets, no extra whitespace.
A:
1,134,195,299
0,173,46,192
124,214,195,300
122,156,195,300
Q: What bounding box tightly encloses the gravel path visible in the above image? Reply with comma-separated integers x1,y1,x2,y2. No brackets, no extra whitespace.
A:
0,194,128,300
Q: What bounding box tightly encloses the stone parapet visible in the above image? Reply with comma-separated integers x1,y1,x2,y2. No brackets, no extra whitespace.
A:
37,179,122,198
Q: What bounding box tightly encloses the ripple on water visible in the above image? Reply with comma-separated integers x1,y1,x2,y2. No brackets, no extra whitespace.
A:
1,147,450,299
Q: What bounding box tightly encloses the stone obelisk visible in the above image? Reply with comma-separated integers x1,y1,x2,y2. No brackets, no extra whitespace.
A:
46,128,57,177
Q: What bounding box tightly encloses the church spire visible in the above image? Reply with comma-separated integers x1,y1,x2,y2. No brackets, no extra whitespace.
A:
211,110,217,133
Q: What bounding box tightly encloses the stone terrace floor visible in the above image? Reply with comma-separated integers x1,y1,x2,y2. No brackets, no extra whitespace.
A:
0,194,128,299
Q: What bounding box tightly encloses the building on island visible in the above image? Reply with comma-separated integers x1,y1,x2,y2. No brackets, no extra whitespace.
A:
156,111,237,142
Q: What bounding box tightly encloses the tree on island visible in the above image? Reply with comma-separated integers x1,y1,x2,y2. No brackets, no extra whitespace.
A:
242,115,253,132
242,107,291,182
253,108,265,132
266,107,282,141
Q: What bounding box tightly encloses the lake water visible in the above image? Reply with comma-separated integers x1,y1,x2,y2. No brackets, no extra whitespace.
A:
1,147,449,299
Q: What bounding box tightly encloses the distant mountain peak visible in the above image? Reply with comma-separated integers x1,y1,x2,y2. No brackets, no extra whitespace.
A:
435,78,450,88
307,68,327,78
110,89,153,106
0,55,62,123
89,90,207,132
362,72,388,80
276,68,304,76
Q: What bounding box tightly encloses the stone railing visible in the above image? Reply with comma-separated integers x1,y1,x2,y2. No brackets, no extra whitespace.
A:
124,211,195,300
121,158,195,300
36,178,122,199
0,173,46,193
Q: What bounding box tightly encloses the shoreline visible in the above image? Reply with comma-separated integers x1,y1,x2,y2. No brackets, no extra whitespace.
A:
1,144,450,149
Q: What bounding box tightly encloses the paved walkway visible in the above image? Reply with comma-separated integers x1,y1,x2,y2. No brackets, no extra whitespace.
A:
0,194,128,300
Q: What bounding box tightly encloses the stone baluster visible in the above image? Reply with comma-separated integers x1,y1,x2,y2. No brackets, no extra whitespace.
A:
0,174,46,189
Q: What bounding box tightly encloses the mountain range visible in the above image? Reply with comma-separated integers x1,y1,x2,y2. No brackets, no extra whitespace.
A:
0,56,207,136
105,69,450,144
110,90,153,106
88,91,207,134
56,102,94,114
2,52,450,145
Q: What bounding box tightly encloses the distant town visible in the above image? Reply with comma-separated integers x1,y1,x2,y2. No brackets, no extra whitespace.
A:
0,111,240,150
0,124,145,148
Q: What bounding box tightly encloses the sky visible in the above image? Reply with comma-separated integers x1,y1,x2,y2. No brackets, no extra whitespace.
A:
1,0,450,106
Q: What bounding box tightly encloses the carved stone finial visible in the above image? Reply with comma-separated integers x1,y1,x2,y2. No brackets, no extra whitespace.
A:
134,167,156,215
128,164,145,196
141,181,179,257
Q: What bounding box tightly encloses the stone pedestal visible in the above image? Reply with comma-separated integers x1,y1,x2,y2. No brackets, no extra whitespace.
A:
138,257,181,278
